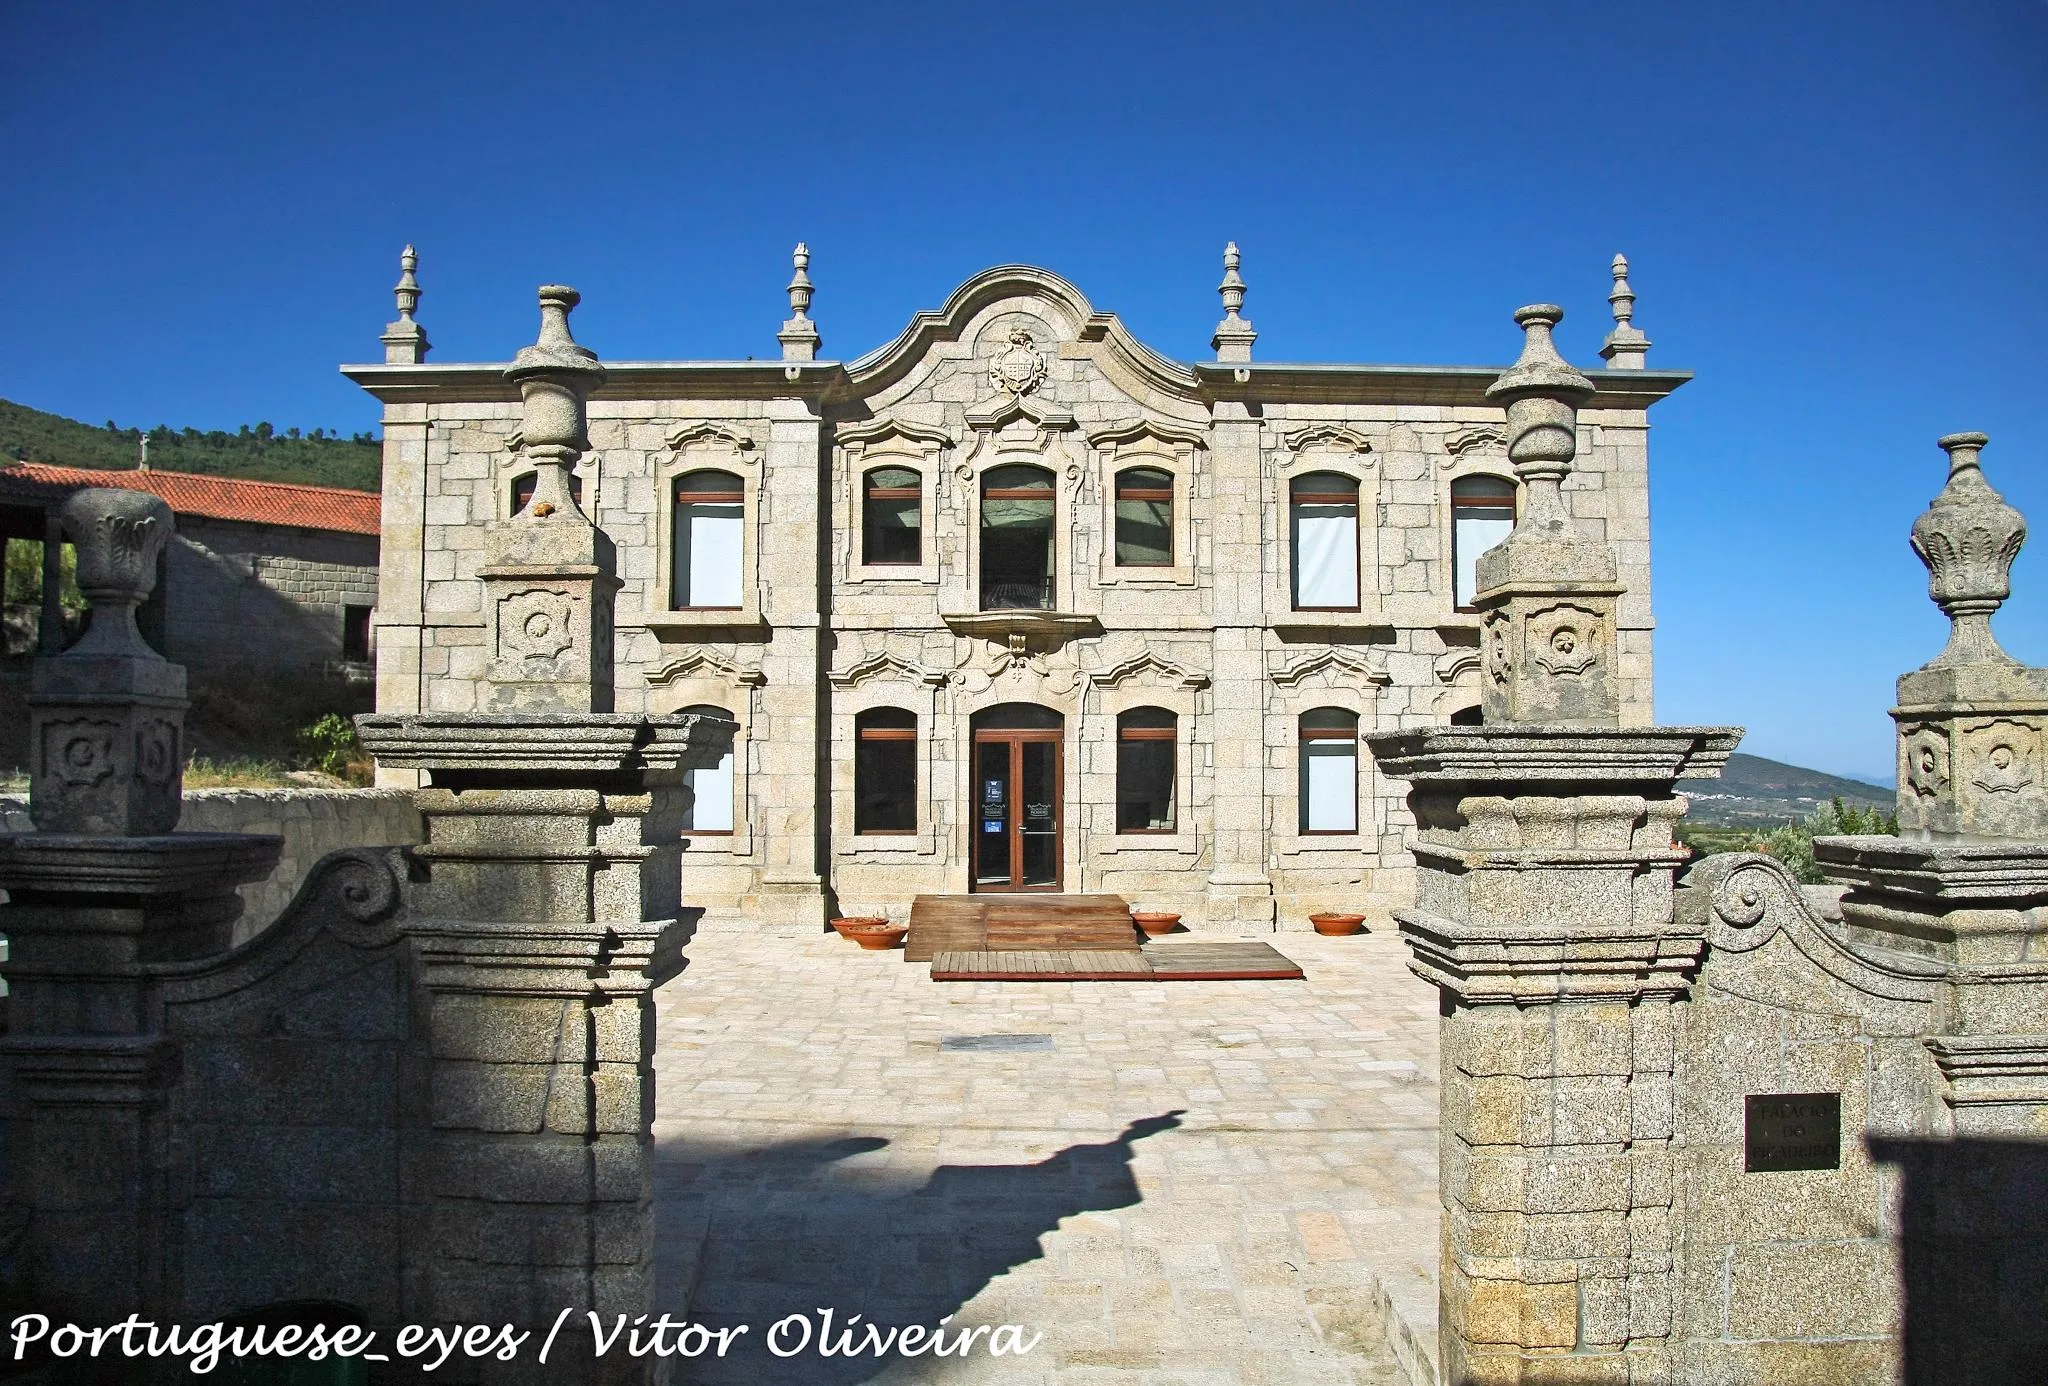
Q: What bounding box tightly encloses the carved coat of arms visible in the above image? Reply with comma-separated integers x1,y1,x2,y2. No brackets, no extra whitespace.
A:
988,327,1047,397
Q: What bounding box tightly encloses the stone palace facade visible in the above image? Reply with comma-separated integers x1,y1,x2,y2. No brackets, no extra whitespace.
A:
345,246,1686,929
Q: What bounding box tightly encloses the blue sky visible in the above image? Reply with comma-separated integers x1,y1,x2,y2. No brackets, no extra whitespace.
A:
4,1,2044,780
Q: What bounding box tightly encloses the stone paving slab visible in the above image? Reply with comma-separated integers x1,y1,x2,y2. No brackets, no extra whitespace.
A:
652,927,1441,1384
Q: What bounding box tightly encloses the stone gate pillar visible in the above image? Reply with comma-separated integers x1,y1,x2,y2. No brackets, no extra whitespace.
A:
0,488,282,1323
359,284,733,1384
1369,306,1738,1384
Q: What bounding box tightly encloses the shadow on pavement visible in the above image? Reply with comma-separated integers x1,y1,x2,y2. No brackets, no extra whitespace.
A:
654,1111,1184,1384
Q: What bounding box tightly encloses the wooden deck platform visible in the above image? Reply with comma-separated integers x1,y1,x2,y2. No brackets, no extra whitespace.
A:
905,894,1140,962
930,937,1305,983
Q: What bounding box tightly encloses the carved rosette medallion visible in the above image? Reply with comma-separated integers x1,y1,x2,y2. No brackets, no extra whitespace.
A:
1529,603,1603,679
988,327,1048,397
1902,723,1951,799
499,590,576,663
44,720,118,788
1964,718,2039,794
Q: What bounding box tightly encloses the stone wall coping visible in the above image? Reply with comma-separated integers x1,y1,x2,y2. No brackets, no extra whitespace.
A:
0,832,282,896
1367,726,1742,784
358,710,736,774
1814,834,2048,900
341,360,1692,411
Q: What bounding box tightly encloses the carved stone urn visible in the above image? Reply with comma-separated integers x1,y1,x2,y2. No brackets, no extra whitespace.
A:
27,487,190,834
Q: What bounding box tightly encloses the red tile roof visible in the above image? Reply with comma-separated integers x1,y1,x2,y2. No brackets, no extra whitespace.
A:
0,461,380,537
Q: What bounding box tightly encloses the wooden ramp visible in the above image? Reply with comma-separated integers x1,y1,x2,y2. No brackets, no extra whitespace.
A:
930,937,1304,983
905,894,1139,962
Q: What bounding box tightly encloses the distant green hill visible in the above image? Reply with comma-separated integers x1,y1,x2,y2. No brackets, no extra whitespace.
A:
1,398,380,492
1678,752,1892,828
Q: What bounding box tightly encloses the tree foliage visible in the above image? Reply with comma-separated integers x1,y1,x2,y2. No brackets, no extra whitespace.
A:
4,398,380,491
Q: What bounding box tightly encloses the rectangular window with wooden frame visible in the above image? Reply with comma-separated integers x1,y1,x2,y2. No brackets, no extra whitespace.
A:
672,470,745,609
1290,472,1360,610
1298,706,1359,834
1113,467,1174,567
855,707,917,834
1116,706,1177,832
862,466,923,566
1451,474,1517,610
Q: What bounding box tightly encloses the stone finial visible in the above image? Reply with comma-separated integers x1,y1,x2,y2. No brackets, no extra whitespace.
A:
380,243,431,365
1891,433,2048,842
1911,433,2025,669
395,244,422,322
1474,306,1623,728
778,242,822,362
1486,305,1596,538
490,286,619,713
504,285,606,520
1599,253,1651,369
1212,242,1257,364
26,488,189,834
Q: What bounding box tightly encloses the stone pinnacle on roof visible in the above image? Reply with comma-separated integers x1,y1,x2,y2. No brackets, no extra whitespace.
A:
779,242,822,363
1599,253,1652,369
380,243,431,365
1911,432,2026,669
1212,241,1257,364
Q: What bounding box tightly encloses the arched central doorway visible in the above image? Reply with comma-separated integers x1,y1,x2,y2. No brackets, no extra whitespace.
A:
970,703,1063,892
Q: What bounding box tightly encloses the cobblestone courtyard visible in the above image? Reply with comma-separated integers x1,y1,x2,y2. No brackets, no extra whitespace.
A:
651,926,1441,1384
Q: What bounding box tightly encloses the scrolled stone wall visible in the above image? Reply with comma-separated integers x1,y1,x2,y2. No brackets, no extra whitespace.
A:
0,787,422,943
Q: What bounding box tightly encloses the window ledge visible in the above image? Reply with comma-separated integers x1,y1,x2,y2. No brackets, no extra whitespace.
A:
835,835,935,856
629,610,770,635
1274,833,1377,857
1270,612,1394,637
1096,833,1199,856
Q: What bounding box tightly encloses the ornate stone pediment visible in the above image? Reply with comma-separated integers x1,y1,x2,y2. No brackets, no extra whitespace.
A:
1284,423,1375,456
828,651,951,689
1088,651,1210,690
646,649,765,688
1272,647,1392,688
846,265,1201,405
666,420,760,457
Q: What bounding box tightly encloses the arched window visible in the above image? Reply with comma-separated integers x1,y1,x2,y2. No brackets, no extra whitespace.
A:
510,470,582,516
855,708,917,834
1299,707,1359,834
1116,707,1177,833
672,470,744,609
862,466,922,566
679,703,734,833
1114,467,1174,567
980,464,1056,610
1290,472,1359,610
1451,475,1517,610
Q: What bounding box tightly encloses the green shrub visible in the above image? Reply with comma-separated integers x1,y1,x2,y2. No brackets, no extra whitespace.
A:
297,713,361,779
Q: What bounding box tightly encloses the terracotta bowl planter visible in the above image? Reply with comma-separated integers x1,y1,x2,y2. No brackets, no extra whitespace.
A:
830,916,889,939
832,917,907,950
1309,911,1368,937
1131,911,1182,937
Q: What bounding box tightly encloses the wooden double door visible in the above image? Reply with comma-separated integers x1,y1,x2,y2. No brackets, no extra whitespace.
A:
971,707,1063,892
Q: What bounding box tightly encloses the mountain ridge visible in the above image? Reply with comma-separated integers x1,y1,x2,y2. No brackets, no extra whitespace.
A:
1679,752,1892,828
